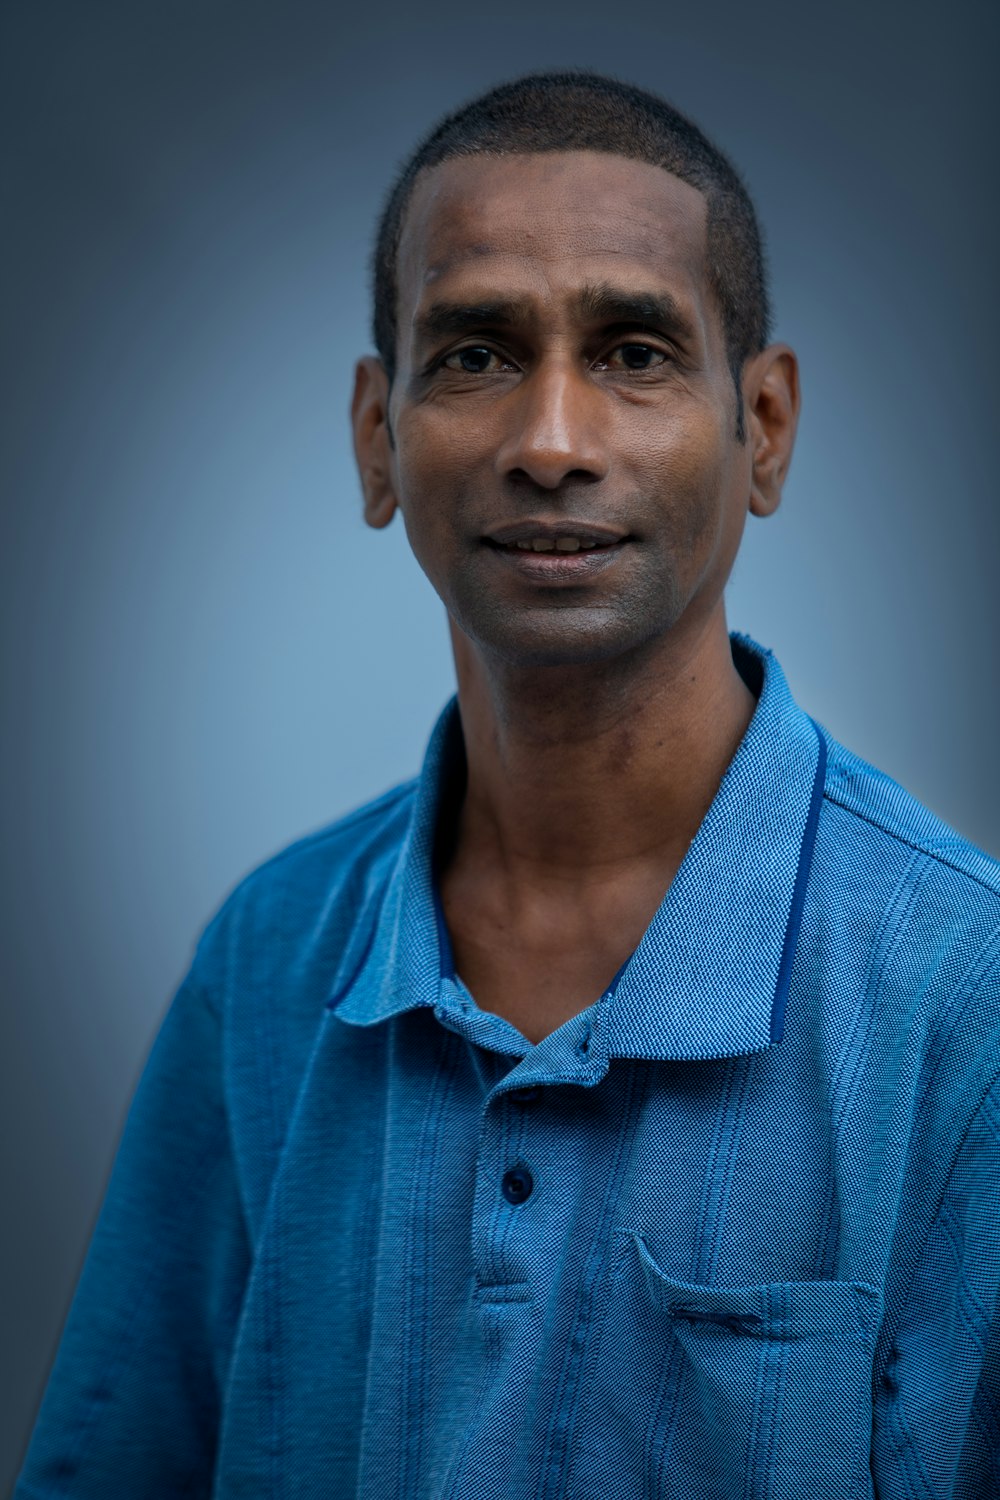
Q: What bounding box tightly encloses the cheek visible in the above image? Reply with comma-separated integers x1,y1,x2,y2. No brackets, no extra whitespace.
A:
389,428,468,588
393,409,476,501
639,413,734,544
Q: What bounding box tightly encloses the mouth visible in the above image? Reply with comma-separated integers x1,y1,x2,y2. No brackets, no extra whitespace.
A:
484,520,628,551
482,520,630,582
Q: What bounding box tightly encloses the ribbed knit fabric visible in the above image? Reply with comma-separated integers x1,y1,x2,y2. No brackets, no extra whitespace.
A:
16,636,1000,1498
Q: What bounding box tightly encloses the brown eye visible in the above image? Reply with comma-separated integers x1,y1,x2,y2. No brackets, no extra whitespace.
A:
443,346,500,373
612,343,667,371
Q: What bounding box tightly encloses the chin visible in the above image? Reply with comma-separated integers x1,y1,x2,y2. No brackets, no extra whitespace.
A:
461,608,675,673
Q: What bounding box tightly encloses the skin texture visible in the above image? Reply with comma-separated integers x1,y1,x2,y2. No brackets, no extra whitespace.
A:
352,150,799,1043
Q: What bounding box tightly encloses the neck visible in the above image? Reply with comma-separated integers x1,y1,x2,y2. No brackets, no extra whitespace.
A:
446,605,756,889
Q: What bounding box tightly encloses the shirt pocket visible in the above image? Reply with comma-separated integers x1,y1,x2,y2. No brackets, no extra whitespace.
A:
570,1231,882,1500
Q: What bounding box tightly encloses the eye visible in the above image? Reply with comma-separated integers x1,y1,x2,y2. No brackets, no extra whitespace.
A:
440,345,514,374
599,342,670,372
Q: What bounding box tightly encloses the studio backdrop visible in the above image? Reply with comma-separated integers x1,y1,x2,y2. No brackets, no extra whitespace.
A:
2,0,997,1488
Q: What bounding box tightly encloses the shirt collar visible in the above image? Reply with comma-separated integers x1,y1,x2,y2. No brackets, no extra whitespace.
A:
330,634,826,1062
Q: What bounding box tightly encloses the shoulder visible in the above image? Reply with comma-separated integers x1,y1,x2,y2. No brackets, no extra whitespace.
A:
819,729,1000,900
163,777,422,1233
188,775,420,993
821,732,1000,894
809,726,1000,1117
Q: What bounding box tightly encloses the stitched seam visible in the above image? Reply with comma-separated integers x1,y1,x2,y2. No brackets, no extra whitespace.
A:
757,1295,789,1500
831,853,927,1140
541,1062,653,1499
650,1334,688,1497
970,1385,1000,1467
811,848,925,1283
397,1029,463,1497
908,932,1000,1141
822,790,1000,897
693,1057,754,1283
877,1071,1000,1389
643,1058,755,1494
938,1207,990,1339
888,1368,938,1500
441,1303,503,1500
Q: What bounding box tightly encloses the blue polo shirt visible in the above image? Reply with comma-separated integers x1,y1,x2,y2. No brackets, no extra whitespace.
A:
16,636,1000,1498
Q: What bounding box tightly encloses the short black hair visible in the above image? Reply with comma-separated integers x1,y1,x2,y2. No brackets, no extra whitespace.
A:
371,70,772,439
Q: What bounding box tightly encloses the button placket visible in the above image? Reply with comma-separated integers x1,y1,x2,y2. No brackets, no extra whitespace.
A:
471,1073,535,1288
500,1082,541,1204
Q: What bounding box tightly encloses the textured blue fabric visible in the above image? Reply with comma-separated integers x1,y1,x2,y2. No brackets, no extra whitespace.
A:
16,635,1000,1498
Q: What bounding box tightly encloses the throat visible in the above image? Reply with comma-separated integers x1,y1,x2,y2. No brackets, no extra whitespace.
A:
448,616,758,873
436,861,675,1045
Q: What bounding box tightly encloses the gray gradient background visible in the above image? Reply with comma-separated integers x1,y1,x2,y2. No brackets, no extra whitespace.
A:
2,0,997,1487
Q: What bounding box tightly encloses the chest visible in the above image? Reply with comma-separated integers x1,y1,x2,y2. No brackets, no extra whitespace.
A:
217,995,882,1499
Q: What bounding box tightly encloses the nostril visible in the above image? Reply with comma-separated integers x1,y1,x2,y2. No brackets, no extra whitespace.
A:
505,466,604,488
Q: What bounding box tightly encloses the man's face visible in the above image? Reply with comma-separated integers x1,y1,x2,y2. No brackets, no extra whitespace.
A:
364,150,765,669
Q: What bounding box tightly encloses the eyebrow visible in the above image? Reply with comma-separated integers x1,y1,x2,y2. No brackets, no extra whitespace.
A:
575,283,696,341
413,299,523,344
412,282,696,347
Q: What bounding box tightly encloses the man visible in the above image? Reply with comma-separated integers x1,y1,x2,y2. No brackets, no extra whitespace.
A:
16,71,1000,1498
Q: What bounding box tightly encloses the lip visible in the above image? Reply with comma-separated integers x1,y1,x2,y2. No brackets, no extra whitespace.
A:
483,535,629,584
484,519,628,548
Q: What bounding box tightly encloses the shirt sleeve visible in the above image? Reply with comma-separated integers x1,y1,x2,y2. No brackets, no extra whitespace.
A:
14,970,251,1498
873,1075,1000,1500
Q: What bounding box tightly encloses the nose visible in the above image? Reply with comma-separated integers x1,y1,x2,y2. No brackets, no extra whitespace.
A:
495,359,610,490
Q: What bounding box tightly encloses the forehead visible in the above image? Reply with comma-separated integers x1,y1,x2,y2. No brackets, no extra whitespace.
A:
397,150,711,324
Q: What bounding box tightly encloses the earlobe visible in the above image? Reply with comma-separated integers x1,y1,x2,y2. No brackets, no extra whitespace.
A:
745,345,800,519
351,356,399,530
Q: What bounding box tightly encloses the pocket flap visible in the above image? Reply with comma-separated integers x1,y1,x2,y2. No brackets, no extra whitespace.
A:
631,1233,882,1346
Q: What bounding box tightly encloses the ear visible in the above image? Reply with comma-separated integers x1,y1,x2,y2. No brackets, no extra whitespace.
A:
351,356,398,529
742,344,800,518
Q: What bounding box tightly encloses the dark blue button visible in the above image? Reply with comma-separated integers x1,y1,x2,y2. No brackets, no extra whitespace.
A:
509,1086,541,1104
501,1167,534,1204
